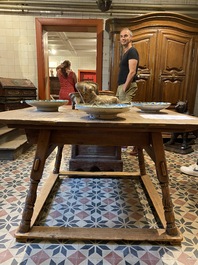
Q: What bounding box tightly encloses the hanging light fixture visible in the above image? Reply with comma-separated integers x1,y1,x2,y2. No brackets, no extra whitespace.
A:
96,0,112,12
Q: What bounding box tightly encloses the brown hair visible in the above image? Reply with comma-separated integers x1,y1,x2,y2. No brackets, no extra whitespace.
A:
60,60,71,78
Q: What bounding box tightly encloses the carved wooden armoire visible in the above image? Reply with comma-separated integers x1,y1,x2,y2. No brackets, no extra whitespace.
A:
106,13,198,114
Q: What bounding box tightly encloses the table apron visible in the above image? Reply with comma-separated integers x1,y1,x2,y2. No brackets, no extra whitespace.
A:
25,129,151,146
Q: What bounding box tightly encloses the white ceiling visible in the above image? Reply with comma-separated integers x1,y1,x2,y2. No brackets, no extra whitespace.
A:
48,31,97,57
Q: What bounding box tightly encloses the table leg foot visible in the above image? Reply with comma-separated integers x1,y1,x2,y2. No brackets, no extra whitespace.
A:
166,226,180,236
18,223,31,233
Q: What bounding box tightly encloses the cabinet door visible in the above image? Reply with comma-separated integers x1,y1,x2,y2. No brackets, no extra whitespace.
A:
154,29,193,104
132,30,157,101
109,34,121,94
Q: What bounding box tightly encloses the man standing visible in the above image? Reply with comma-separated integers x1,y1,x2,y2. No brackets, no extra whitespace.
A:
117,28,139,155
116,28,139,103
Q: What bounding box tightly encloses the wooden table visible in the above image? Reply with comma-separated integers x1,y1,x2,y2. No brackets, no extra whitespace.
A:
1,106,198,243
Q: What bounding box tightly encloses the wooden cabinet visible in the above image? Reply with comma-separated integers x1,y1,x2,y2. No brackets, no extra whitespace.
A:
0,77,36,111
49,77,60,97
106,13,198,114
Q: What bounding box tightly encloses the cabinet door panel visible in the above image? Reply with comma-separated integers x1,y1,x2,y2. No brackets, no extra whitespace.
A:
109,34,121,93
161,77,184,103
132,31,157,101
135,77,149,101
154,29,193,103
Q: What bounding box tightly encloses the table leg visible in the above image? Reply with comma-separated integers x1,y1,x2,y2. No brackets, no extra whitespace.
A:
53,145,64,174
137,147,146,175
151,132,179,236
18,130,51,233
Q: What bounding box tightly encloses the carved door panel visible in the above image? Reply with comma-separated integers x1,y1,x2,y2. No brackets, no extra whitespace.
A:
109,34,121,94
154,29,193,104
132,30,157,101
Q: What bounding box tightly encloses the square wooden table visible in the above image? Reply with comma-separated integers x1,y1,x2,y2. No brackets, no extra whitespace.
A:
0,105,197,243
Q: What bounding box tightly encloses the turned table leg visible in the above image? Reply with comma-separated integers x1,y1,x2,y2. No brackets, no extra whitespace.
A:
137,147,146,176
151,132,179,236
18,130,51,233
53,145,64,174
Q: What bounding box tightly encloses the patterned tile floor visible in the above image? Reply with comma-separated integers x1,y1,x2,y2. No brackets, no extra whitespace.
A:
0,140,198,265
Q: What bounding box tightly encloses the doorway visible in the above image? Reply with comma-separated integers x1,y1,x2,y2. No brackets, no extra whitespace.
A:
35,18,103,99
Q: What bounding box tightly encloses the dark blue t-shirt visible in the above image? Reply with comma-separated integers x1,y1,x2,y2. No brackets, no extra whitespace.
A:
118,47,139,85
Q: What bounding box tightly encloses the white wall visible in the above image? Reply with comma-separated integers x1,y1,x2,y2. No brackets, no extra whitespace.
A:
0,15,37,85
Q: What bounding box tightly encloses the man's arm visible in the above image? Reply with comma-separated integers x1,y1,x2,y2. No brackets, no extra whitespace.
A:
123,59,138,91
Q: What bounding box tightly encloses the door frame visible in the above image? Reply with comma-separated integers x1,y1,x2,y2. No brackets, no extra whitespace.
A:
35,18,103,99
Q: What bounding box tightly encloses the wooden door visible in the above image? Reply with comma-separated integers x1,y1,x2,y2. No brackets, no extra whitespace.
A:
109,34,121,94
132,30,157,102
154,29,193,105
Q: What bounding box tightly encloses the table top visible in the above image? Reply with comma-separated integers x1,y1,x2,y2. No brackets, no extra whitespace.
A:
0,106,198,132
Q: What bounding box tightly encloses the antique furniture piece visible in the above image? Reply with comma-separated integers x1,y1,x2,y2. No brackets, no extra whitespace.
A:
164,100,195,154
0,106,197,243
69,144,123,171
78,70,96,83
0,77,37,111
106,13,198,114
49,76,60,99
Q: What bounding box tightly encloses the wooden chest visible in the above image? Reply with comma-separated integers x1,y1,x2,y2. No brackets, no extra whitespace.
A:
69,145,123,172
0,77,37,111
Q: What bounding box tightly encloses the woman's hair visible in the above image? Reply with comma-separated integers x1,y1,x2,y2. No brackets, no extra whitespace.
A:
60,60,71,78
